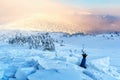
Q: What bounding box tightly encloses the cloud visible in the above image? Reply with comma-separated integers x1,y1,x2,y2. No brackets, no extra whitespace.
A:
0,0,88,26
0,0,120,33
0,0,73,23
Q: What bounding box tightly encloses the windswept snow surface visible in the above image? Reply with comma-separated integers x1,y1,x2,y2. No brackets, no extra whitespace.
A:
0,30,120,80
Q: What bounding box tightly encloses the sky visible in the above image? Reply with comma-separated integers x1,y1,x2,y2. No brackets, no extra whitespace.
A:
60,0,120,9
0,0,120,33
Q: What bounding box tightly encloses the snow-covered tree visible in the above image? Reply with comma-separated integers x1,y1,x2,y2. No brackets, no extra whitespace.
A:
8,33,55,51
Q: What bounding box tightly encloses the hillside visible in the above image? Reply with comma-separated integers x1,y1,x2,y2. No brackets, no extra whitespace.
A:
0,30,120,80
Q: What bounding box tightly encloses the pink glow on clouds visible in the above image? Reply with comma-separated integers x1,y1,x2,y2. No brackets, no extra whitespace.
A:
0,0,120,33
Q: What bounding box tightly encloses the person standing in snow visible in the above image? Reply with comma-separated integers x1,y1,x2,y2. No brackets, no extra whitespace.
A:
80,50,87,68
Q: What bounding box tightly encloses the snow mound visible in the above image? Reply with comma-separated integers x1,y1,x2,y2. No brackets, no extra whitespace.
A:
90,57,110,71
90,57,120,80
15,67,36,80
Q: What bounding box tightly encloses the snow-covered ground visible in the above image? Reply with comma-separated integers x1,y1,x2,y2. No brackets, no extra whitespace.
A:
0,30,120,80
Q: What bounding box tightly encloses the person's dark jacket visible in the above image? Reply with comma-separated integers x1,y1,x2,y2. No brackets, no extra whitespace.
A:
80,53,87,68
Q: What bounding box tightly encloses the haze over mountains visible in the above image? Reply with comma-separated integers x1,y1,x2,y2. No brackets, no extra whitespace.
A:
1,13,120,34
0,0,120,34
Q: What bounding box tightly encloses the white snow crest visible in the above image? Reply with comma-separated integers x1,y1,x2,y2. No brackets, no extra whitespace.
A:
90,57,120,80
90,57,110,71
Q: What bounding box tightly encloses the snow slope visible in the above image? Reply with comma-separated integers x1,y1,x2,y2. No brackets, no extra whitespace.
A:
0,30,120,80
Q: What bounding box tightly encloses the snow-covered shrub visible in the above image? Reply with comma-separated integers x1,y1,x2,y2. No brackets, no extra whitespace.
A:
71,32,85,37
62,33,70,37
8,33,55,51
27,34,42,49
59,40,64,46
8,33,27,46
27,33,55,51
41,33,55,51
